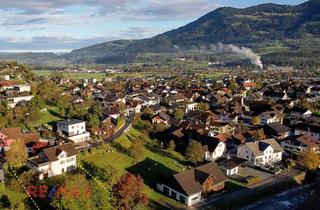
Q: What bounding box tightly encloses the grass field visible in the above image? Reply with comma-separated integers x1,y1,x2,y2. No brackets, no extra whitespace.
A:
36,106,62,127
198,72,225,78
78,128,188,209
33,70,164,80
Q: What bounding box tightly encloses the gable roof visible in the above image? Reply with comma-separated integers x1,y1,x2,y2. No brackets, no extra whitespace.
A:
0,127,39,144
244,138,283,156
266,122,290,134
167,162,227,196
43,143,77,162
153,112,171,122
282,134,320,148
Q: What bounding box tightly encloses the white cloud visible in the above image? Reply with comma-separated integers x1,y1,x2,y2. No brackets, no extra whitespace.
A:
0,0,221,50
0,26,162,51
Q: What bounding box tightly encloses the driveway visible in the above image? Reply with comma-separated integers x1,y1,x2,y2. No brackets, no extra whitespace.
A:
231,166,273,182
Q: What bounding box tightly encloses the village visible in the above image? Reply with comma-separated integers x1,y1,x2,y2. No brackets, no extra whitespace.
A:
0,62,320,210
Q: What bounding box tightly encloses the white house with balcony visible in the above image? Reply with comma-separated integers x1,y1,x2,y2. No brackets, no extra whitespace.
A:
57,119,90,143
237,138,283,166
27,143,77,180
280,134,320,155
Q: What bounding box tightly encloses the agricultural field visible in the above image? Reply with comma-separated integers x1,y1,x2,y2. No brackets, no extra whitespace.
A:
197,72,225,79
33,70,164,80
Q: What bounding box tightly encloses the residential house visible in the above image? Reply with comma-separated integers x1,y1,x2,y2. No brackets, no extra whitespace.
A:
157,162,227,206
237,138,283,166
195,137,226,161
57,119,90,143
218,157,247,176
263,90,289,101
0,82,33,108
289,107,313,119
259,111,284,125
0,127,39,152
280,134,320,154
293,123,320,139
264,122,291,140
27,143,77,180
104,106,121,120
152,112,171,125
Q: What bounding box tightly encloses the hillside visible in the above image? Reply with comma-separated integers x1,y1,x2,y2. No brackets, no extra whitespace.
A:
1,0,320,66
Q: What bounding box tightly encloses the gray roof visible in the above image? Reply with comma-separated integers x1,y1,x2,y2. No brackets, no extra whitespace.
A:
245,138,284,156
58,119,84,125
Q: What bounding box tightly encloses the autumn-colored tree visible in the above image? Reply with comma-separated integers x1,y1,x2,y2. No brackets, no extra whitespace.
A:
185,141,204,165
5,138,28,166
253,128,266,140
112,173,148,210
51,174,93,209
251,116,261,126
299,149,320,171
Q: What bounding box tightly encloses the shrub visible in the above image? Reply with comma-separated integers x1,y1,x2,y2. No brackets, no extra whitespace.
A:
246,176,261,186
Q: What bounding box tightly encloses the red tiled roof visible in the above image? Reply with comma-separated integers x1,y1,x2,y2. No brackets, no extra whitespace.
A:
0,80,17,87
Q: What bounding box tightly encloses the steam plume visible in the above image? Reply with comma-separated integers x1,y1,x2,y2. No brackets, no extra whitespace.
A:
211,43,263,69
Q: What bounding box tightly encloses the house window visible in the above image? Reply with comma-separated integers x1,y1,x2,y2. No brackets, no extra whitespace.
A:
171,191,177,199
192,196,199,201
60,160,65,165
163,186,170,195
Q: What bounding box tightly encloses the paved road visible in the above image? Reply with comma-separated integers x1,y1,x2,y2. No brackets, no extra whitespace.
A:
104,116,132,143
241,182,320,210
88,114,133,148
192,169,300,210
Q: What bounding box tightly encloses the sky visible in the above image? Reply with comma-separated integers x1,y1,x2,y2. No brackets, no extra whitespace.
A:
0,0,306,52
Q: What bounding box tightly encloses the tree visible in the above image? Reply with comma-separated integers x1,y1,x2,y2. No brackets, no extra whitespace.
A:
25,109,40,128
251,116,261,126
129,139,144,160
253,128,265,140
299,149,320,171
88,114,100,134
142,107,154,118
228,81,237,91
51,174,93,210
173,108,185,120
167,140,176,151
185,141,204,165
112,173,148,210
153,123,167,133
5,138,28,166
197,102,209,111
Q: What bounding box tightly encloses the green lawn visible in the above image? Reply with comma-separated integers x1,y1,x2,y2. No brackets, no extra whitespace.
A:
36,106,62,126
78,128,188,209
198,72,225,79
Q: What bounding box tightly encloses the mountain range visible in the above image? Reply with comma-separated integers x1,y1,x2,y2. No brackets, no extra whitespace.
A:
1,0,320,67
